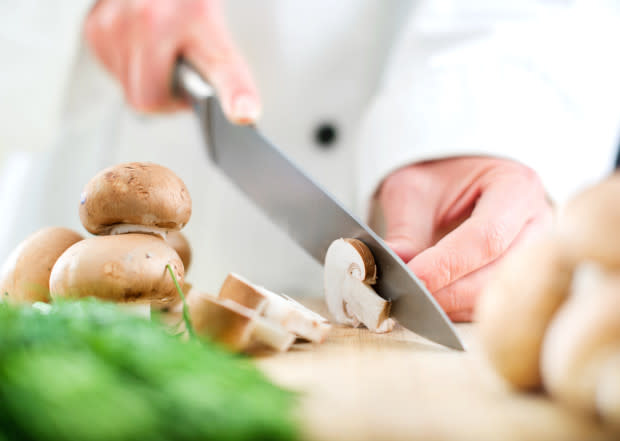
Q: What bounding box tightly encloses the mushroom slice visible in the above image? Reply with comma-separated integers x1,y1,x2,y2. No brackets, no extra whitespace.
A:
79,162,192,235
219,272,331,343
49,234,184,313
188,293,295,352
0,227,83,304
324,238,394,333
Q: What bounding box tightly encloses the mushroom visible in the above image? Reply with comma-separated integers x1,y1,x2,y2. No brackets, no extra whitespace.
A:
166,231,192,271
79,162,192,236
557,173,620,266
50,234,184,316
0,227,83,304
476,238,574,389
219,272,331,343
153,230,192,313
541,263,620,426
187,292,296,352
324,238,395,333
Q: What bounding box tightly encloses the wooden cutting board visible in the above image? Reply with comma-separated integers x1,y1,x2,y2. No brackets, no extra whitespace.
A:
257,299,616,441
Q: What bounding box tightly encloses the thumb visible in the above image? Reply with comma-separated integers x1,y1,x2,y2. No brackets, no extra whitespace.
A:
380,175,435,262
182,2,260,124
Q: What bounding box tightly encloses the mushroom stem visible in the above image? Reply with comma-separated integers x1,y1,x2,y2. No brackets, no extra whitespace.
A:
108,224,168,238
117,303,151,319
342,276,394,333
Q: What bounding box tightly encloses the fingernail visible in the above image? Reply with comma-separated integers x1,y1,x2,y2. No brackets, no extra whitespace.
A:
384,239,416,262
231,94,260,124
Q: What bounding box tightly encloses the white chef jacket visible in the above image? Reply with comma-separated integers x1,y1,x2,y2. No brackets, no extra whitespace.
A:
1,1,619,297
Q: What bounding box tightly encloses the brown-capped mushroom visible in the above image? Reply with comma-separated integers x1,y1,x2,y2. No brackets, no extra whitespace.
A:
0,227,83,304
219,272,331,343
188,292,295,352
541,263,620,426
79,162,192,236
324,238,394,333
166,231,192,271
49,234,184,314
557,173,620,266
476,238,574,389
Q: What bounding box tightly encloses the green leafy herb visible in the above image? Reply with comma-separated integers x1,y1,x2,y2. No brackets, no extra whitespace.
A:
166,264,195,339
0,300,297,441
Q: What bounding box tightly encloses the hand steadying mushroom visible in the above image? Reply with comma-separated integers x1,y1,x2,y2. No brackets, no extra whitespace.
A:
324,238,395,333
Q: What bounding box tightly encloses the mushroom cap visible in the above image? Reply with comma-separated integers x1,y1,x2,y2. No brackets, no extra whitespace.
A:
165,231,192,271
541,263,620,416
557,173,620,267
49,234,184,304
0,227,83,304
476,238,573,389
596,352,620,428
79,162,192,235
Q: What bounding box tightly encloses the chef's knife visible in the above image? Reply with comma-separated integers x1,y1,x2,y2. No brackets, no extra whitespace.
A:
175,61,464,350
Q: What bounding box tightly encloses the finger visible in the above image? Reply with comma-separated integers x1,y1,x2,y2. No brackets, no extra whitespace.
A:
85,0,127,78
409,171,544,293
433,207,552,321
380,169,437,262
126,3,183,111
182,1,260,124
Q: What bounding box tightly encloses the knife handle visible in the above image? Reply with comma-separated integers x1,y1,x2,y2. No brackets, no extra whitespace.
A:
173,59,214,101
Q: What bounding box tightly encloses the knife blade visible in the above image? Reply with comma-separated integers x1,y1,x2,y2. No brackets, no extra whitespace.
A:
175,62,464,350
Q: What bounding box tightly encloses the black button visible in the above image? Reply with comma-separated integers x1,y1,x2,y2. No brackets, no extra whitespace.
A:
314,122,338,148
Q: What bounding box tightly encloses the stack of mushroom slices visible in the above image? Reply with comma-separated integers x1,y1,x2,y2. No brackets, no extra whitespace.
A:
186,273,332,353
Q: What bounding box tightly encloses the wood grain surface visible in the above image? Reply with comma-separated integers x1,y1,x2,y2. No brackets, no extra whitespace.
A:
257,300,617,441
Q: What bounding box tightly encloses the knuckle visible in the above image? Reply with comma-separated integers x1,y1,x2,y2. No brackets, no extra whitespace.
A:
516,165,543,190
432,251,458,291
500,161,545,194
436,286,463,315
191,0,216,20
481,220,509,260
133,0,163,29
380,166,430,200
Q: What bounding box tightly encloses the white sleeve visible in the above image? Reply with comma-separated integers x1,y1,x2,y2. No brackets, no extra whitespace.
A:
356,1,620,219
0,0,95,159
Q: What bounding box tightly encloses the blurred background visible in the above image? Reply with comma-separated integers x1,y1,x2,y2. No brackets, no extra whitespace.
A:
0,0,619,297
